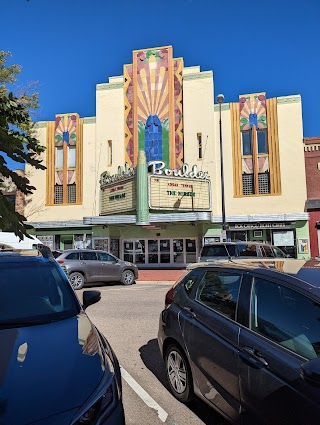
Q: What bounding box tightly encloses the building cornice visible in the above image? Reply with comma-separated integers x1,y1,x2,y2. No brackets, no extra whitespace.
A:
183,71,213,81
34,121,47,128
214,104,230,111
83,117,96,124
277,95,301,104
96,82,124,91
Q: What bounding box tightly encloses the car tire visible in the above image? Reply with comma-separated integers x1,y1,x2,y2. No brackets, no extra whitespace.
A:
69,272,85,290
121,270,135,285
165,344,194,403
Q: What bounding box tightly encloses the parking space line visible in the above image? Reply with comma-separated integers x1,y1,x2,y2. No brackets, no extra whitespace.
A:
120,366,168,423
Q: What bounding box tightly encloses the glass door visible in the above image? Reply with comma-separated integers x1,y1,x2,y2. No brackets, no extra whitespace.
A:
148,240,159,264
123,241,134,263
135,239,146,265
173,239,184,264
186,239,197,263
160,239,170,264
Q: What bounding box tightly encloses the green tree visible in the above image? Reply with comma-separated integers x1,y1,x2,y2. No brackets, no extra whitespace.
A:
0,51,45,239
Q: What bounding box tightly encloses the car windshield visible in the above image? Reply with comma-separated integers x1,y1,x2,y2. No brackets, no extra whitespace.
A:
0,261,79,326
201,245,236,257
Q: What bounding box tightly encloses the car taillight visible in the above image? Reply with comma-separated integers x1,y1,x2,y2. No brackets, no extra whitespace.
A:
58,260,64,264
165,287,174,308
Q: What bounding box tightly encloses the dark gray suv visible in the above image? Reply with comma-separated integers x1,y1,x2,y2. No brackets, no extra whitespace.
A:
56,249,138,289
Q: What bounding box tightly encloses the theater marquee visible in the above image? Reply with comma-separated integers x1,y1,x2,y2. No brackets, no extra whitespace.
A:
149,175,211,211
100,177,136,215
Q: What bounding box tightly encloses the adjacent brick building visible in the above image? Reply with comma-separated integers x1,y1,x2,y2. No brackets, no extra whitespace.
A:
304,137,320,256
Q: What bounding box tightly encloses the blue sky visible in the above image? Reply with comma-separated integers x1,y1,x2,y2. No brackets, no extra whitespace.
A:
1,0,320,168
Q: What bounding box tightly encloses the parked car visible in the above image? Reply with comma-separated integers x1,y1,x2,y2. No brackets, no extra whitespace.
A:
52,249,64,258
0,248,125,424
158,258,320,425
199,241,288,262
56,249,138,290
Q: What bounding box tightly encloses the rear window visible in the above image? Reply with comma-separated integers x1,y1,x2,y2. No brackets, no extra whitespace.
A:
237,243,258,257
65,252,80,260
201,245,236,258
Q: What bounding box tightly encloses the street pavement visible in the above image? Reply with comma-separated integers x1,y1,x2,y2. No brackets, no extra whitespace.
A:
79,281,228,425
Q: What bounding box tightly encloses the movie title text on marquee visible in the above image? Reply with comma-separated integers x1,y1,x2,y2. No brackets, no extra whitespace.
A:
149,175,211,211
100,178,136,215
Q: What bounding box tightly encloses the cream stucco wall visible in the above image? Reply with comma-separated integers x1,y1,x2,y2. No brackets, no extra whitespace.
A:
96,77,125,178
25,120,98,221
214,96,306,217
183,68,217,211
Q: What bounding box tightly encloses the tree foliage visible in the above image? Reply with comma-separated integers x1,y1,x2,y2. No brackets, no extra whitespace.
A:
0,51,45,239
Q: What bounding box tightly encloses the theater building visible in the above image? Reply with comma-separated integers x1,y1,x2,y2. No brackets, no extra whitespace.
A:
25,45,310,266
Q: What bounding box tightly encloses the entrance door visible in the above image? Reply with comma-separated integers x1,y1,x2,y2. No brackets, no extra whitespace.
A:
160,239,170,264
148,240,158,264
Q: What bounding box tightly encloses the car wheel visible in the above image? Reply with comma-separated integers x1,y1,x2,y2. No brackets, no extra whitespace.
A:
165,344,194,403
121,270,135,285
69,272,85,290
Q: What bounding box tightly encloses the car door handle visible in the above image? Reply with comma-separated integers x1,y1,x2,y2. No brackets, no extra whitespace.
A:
80,262,86,265
240,346,268,368
183,306,196,319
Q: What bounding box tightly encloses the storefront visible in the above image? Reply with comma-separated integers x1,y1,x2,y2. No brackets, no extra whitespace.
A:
228,222,297,258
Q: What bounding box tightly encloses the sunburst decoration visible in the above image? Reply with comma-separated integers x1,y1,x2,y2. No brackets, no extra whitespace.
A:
239,93,267,131
136,48,169,123
55,113,78,146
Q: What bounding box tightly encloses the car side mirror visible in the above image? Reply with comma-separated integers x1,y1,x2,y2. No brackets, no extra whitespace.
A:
300,357,320,387
82,290,101,310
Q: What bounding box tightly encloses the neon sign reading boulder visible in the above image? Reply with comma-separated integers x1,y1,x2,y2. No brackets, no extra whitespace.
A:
148,161,209,180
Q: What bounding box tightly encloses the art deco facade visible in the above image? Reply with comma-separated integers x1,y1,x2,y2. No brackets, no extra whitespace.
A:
25,46,309,265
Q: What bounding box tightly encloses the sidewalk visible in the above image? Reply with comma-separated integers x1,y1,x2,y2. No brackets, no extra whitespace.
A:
136,268,187,283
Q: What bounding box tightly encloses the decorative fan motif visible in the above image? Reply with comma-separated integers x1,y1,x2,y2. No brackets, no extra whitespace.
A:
124,47,184,168
239,93,267,131
136,48,169,123
55,114,78,147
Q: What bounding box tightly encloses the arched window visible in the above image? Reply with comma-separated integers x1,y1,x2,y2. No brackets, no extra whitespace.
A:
145,115,162,162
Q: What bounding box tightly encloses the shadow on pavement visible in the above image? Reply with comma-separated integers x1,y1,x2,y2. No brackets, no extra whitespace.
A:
139,339,228,425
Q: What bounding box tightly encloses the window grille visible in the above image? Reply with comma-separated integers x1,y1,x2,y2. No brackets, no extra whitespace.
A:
258,172,270,194
54,185,63,204
68,184,76,203
242,174,254,195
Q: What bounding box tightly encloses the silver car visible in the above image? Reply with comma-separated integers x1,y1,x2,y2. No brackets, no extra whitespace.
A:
56,249,138,290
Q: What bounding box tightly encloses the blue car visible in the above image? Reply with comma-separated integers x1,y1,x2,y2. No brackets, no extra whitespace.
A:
158,258,320,425
0,248,125,424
